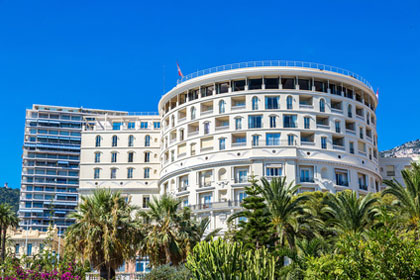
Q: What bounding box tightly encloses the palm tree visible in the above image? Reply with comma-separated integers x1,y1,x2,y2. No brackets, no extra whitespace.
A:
322,191,378,236
65,189,139,280
254,177,308,250
382,162,420,230
0,203,19,262
138,194,220,266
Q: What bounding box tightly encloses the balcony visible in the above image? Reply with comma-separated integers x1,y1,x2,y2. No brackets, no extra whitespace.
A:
187,130,199,137
386,171,395,177
215,125,229,131
301,140,315,146
232,141,246,147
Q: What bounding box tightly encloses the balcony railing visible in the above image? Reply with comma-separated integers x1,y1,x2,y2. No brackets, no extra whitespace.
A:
183,200,243,211
177,60,373,90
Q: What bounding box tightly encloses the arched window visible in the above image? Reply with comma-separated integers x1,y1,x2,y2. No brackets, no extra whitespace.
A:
287,96,293,110
191,107,196,120
252,97,259,110
95,135,101,147
235,118,242,130
348,104,352,118
112,135,118,147
145,135,151,147
219,100,226,113
319,99,325,112
128,135,134,147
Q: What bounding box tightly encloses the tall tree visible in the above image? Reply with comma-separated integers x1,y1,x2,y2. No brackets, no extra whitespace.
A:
0,203,19,261
254,177,308,249
65,189,139,280
323,190,378,236
227,178,275,251
383,162,420,230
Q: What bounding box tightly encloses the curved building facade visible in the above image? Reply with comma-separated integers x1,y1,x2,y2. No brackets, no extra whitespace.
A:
158,61,380,232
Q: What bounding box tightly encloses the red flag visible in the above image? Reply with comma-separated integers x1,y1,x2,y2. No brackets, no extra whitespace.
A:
376,88,379,99
177,62,184,78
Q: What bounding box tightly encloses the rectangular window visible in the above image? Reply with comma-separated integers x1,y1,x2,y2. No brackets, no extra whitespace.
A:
235,118,242,130
144,168,150,178
304,117,310,129
15,244,20,254
219,138,226,150
335,169,349,186
359,127,364,139
283,115,297,128
300,166,314,183
112,122,121,130
144,152,150,162
349,142,355,154
335,121,341,133
235,168,248,183
140,122,148,129
358,173,367,190
95,153,101,163
128,122,135,129
143,196,150,208
111,152,117,163
270,116,276,128
252,135,259,146
321,137,327,149
111,168,117,179
154,122,161,129
265,96,280,109
128,152,134,163
266,167,282,177
27,244,32,256
248,115,262,129
199,170,213,187
266,133,280,146
127,168,133,179
288,134,295,146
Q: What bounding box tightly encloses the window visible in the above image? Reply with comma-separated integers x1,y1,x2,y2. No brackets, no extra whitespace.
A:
15,244,19,255
266,166,282,177
359,127,364,139
111,168,117,179
111,152,117,163
283,115,297,128
287,96,293,109
248,115,262,129
304,117,310,129
128,152,134,162
321,137,327,149
219,100,226,113
252,135,259,146
143,196,150,208
335,121,341,133
140,122,148,129
204,122,210,134
179,175,189,191
335,169,349,186
95,135,101,147
288,134,295,146
248,78,262,90
235,118,242,130
128,135,134,147
300,166,314,183
265,77,279,89
219,138,226,150
319,99,325,112
349,142,355,154
269,116,276,128
112,135,118,147
252,97,259,110
235,168,248,183
199,170,213,187
145,135,151,147
154,122,160,129
94,152,101,163
144,168,150,178
265,96,279,109
127,168,133,179
128,122,135,129
191,107,196,120
348,104,353,118
358,173,368,190
144,152,150,162
112,122,121,130
27,244,32,256
238,191,247,202
266,133,280,146
94,168,100,179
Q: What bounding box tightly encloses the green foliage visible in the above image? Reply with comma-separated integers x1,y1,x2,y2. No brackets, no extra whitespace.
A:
0,203,19,262
145,264,191,280
227,177,275,251
0,188,19,213
186,238,276,280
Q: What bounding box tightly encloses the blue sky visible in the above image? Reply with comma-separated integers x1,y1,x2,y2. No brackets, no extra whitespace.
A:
0,0,419,188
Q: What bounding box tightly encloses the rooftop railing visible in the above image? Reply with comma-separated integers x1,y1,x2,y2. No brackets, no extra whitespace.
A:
177,60,373,90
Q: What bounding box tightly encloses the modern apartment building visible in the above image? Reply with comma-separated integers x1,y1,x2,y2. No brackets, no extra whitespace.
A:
18,105,126,234
158,61,381,232
79,114,161,208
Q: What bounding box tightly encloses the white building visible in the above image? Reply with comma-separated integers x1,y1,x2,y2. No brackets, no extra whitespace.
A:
79,114,161,208
158,61,381,232
379,156,419,191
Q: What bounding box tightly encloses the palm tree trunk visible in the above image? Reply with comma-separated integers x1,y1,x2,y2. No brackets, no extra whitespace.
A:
0,223,3,261
1,226,6,261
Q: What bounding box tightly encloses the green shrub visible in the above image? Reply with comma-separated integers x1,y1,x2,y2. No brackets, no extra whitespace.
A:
145,264,191,280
